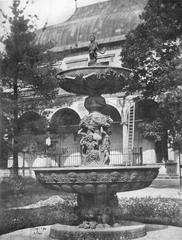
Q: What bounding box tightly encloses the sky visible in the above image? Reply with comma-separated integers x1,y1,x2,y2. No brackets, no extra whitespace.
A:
0,0,109,28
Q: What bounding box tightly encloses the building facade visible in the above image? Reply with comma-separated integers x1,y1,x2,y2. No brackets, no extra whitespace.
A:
1,0,178,176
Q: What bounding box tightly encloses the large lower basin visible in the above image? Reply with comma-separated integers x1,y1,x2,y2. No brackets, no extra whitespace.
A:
34,165,159,194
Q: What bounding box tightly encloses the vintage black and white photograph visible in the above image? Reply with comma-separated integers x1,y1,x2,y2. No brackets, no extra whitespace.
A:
0,0,182,239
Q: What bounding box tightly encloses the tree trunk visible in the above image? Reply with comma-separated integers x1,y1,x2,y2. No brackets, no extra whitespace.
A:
13,77,19,175
161,131,168,162
0,83,2,168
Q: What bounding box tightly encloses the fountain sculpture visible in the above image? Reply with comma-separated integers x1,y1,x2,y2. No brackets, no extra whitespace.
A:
34,35,160,240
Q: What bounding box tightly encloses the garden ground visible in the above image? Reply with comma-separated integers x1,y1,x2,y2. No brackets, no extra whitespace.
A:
0,184,182,239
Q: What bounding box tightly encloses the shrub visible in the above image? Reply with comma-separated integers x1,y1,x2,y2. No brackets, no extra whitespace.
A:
119,197,180,222
0,202,78,235
0,175,76,209
0,175,25,196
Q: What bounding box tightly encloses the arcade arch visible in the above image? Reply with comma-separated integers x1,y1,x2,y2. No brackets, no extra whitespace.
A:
7,111,48,170
100,104,121,123
49,108,80,134
49,108,81,166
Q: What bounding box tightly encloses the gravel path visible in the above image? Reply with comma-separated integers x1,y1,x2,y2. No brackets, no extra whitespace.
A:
117,187,182,199
137,224,182,240
10,195,65,210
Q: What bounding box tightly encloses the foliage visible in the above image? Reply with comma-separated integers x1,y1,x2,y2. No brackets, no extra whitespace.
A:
16,113,48,153
17,133,47,153
138,120,164,142
137,89,182,150
0,202,78,235
0,0,58,100
122,0,182,70
0,175,25,196
0,176,76,208
0,0,58,174
119,197,180,222
136,99,164,142
121,0,182,153
160,89,182,150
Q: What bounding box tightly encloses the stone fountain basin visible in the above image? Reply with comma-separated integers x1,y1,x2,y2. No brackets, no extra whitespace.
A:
56,66,131,95
34,166,159,194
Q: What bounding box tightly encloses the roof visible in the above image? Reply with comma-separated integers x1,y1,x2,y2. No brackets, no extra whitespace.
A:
37,0,147,53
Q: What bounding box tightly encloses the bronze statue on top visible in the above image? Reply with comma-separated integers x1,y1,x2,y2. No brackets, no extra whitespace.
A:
88,34,105,65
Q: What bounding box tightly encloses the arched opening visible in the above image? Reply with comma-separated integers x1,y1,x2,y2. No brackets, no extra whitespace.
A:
17,111,47,154
49,108,81,166
100,104,121,123
49,108,80,134
13,112,48,170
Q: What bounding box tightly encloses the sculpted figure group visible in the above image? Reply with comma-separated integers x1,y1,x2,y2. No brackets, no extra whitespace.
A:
78,111,112,166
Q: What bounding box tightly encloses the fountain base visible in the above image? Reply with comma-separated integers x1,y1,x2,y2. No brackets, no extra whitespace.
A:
35,166,159,239
49,221,146,240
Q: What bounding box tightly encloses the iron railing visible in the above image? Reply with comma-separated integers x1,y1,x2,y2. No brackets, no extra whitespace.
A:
14,147,143,173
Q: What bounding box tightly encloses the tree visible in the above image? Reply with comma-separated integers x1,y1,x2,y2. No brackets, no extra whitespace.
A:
121,0,182,161
161,89,182,151
0,0,58,174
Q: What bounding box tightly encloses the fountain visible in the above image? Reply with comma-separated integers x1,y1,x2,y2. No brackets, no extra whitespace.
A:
34,35,160,240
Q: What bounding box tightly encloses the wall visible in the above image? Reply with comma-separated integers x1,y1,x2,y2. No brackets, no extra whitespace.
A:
134,126,157,164
110,123,123,164
61,48,122,70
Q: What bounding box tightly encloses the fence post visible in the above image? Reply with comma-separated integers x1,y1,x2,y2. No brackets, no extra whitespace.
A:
80,145,83,165
179,150,182,189
22,151,25,176
139,147,143,165
58,155,61,167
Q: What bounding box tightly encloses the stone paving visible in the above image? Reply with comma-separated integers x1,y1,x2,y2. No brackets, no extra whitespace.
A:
117,187,182,199
137,224,182,240
0,226,50,240
0,224,182,240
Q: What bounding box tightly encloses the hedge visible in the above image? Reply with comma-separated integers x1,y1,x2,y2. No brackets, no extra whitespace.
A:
0,201,78,235
118,197,181,226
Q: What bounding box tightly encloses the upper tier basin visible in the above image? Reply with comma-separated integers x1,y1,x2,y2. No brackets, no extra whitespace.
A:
57,66,131,96
34,165,159,194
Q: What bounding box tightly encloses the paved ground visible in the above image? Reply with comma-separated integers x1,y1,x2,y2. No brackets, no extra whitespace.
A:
117,176,182,199
0,224,182,240
138,224,182,240
117,187,182,199
0,226,50,240
152,177,181,189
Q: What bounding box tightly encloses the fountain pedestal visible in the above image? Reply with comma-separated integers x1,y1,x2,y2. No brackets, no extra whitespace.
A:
77,192,120,224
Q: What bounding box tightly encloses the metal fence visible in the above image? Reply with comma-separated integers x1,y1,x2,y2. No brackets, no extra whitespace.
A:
110,147,143,166
14,147,143,173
